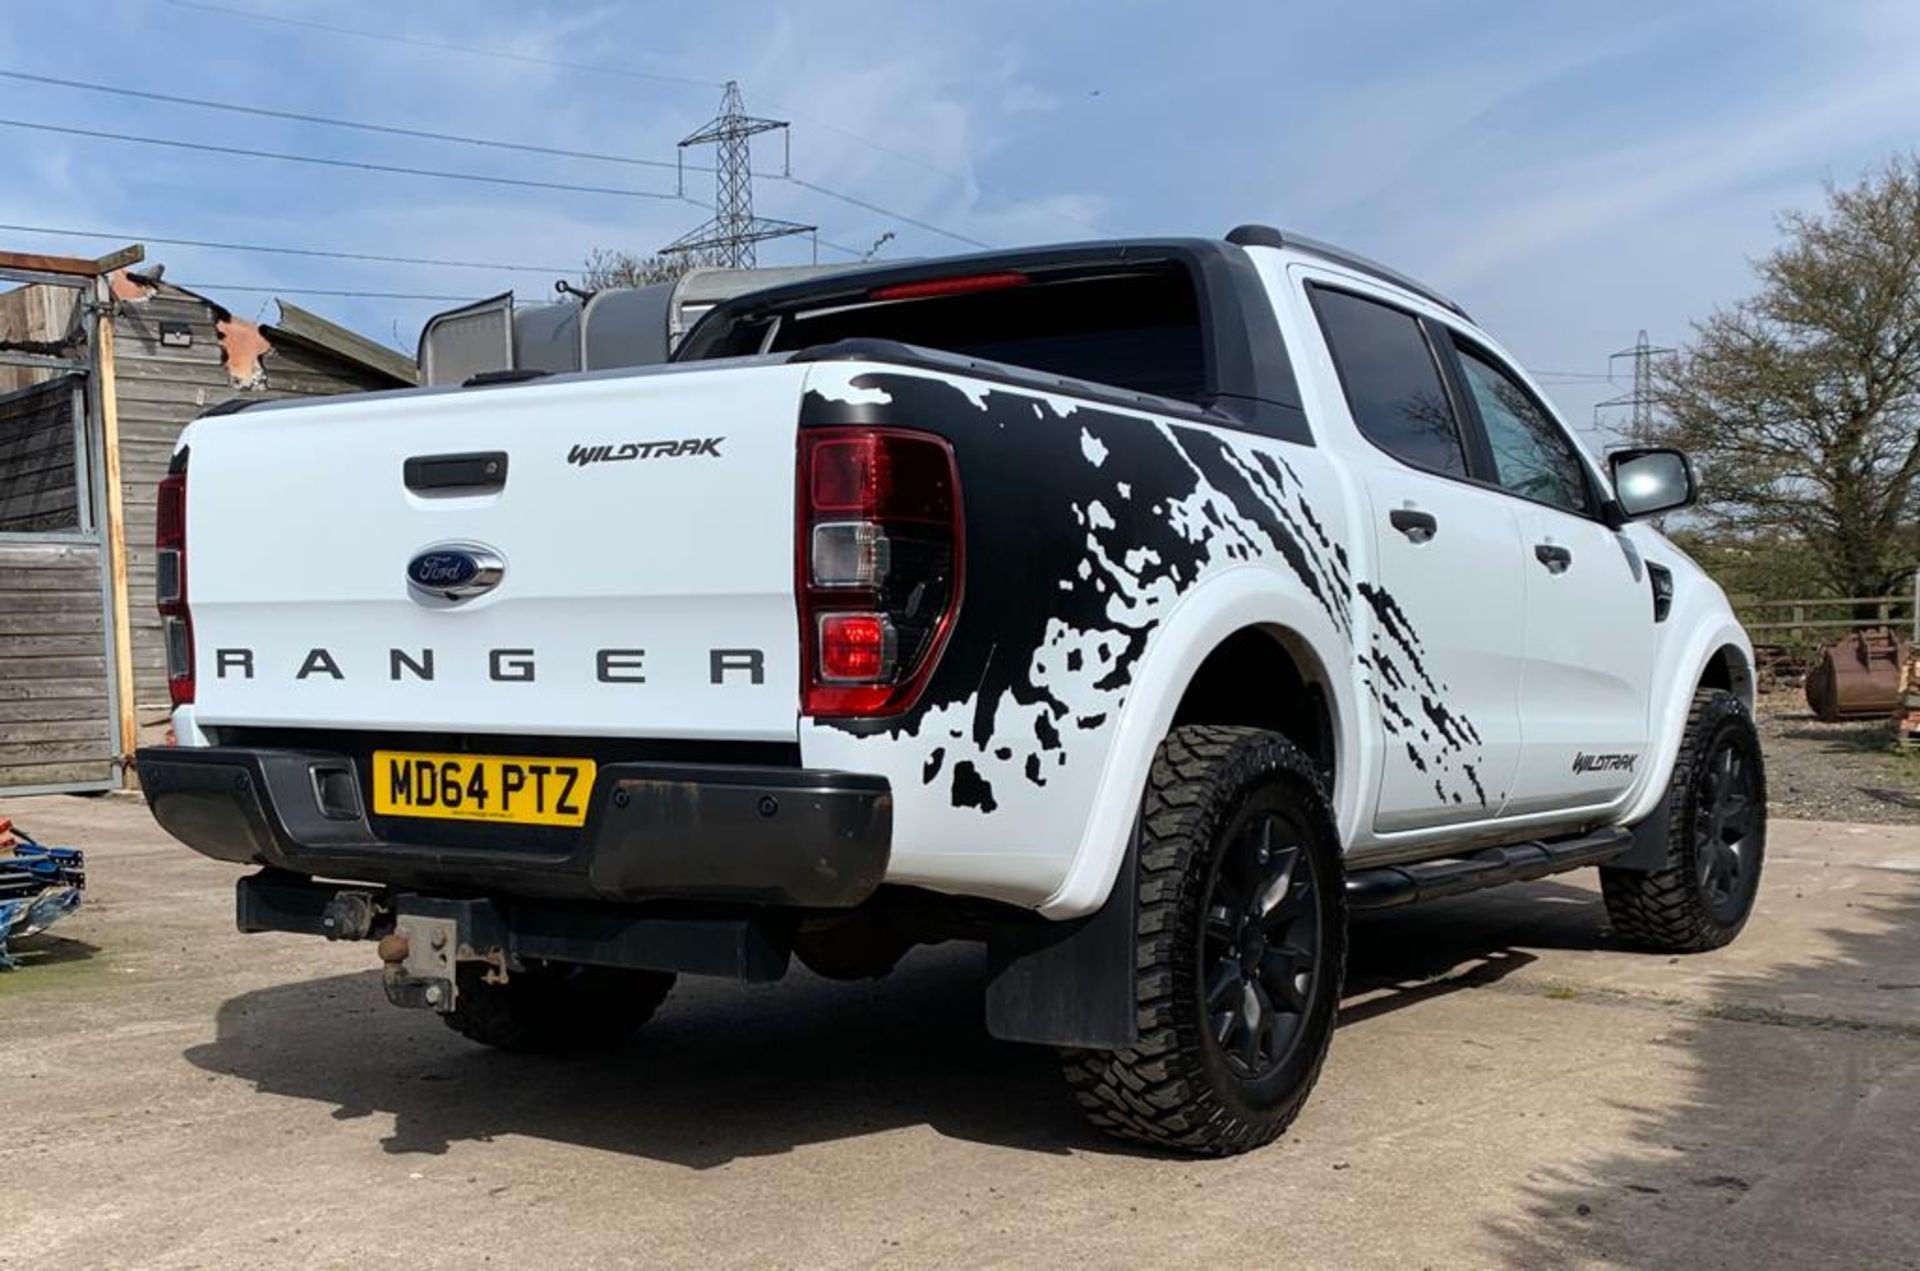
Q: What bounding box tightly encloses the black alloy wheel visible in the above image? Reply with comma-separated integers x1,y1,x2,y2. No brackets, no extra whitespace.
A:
1695,732,1761,925
1201,805,1325,1083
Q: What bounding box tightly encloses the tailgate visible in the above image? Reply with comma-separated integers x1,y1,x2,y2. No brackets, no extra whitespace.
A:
182,362,807,741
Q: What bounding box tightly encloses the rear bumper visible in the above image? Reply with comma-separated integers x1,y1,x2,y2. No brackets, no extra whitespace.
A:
135,745,892,908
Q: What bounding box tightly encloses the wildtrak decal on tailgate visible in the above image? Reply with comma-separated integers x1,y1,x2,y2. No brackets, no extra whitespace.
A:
567,437,724,465
801,372,1487,815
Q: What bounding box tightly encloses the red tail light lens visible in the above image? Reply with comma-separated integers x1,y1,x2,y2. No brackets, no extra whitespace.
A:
818,613,893,681
798,428,962,717
156,462,194,707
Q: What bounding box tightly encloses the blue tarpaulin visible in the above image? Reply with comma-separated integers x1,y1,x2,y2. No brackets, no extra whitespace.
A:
0,824,85,968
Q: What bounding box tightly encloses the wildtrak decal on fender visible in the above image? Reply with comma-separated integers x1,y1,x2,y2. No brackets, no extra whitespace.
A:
1573,751,1638,774
800,371,1487,816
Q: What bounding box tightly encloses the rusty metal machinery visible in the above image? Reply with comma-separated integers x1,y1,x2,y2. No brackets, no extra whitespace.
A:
1805,627,1909,722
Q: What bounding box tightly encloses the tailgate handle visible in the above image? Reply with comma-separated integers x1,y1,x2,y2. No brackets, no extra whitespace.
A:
404,451,508,494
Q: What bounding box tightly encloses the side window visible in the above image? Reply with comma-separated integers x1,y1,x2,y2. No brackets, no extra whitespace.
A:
1309,286,1468,477
1452,343,1592,516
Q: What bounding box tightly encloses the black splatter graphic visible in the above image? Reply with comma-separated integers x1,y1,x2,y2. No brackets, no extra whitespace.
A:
951,761,997,812
803,370,1486,814
1357,582,1486,806
923,748,944,783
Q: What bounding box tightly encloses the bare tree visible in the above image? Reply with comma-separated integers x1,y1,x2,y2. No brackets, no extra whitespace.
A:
1653,155,1920,605
580,249,696,291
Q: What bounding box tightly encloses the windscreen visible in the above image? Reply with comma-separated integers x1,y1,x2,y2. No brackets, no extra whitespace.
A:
686,264,1208,404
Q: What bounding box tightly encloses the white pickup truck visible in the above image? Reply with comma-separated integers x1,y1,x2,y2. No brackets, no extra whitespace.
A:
137,227,1765,1156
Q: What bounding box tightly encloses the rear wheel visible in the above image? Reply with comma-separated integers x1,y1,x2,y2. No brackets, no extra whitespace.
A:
1061,725,1345,1156
1602,688,1766,951
442,960,675,1053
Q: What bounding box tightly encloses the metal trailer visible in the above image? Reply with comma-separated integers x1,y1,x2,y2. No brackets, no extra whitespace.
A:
415,264,855,387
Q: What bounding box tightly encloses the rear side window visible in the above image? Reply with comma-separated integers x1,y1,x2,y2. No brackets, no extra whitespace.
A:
1309,287,1467,477
1453,343,1593,516
692,265,1207,404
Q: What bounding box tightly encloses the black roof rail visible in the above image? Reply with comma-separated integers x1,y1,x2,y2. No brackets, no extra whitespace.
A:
1224,224,1470,321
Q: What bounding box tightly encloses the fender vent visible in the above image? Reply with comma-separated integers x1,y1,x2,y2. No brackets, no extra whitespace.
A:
1648,563,1674,623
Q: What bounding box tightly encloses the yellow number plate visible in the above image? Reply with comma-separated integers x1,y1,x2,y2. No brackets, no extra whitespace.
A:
372,750,597,827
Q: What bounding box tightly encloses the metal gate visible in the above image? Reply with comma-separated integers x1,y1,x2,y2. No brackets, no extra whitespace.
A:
0,251,130,794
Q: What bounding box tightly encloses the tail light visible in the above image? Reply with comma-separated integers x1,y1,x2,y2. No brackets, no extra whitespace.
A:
797,428,962,716
155,451,194,707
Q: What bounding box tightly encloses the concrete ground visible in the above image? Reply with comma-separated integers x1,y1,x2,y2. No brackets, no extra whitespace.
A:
2,796,1917,1270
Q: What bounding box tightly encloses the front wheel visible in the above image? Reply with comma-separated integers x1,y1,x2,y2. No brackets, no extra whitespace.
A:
1601,687,1766,951
1061,725,1346,1156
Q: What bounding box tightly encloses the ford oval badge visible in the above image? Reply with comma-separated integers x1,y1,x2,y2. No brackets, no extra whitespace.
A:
407,543,504,602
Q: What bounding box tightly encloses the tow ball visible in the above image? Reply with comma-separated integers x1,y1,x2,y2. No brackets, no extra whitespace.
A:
378,915,460,1013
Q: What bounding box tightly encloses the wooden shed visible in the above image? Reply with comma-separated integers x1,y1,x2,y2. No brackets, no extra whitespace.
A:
0,243,415,795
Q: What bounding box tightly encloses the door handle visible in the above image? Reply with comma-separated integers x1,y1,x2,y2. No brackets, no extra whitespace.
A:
1389,508,1438,543
404,451,508,494
1534,543,1573,574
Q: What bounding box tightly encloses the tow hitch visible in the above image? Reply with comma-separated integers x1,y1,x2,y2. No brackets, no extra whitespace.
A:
233,870,792,1011
377,917,461,1012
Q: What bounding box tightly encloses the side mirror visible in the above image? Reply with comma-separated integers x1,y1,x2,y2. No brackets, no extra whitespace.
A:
1608,447,1696,521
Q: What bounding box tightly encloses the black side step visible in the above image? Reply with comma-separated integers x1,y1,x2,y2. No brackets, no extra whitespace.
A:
1346,826,1633,912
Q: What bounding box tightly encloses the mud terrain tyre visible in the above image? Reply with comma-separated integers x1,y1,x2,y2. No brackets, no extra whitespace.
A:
442,961,676,1053
1601,688,1766,951
1062,725,1346,1156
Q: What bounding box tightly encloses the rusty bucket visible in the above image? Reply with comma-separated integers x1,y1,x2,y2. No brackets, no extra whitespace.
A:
1805,627,1908,722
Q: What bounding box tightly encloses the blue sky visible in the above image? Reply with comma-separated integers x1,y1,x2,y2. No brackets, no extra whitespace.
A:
4,0,1918,441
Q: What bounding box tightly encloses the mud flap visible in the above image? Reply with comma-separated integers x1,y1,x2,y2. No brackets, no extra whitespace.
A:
983,831,1139,1049
1609,794,1675,873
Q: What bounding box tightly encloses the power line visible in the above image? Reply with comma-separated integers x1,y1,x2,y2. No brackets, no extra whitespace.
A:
157,0,1101,237
0,68,701,174
815,236,877,260
0,118,689,201
780,176,991,250
0,221,573,275
0,84,981,250
156,0,718,90
765,104,1102,236
175,281,479,302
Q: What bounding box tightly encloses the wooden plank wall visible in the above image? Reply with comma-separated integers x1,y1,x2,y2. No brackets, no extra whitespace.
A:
0,541,113,789
0,376,82,531
113,292,395,724
0,282,82,393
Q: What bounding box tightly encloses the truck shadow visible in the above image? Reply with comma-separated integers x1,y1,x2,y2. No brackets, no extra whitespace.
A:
1480,869,1920,1267
181,879,1615,1168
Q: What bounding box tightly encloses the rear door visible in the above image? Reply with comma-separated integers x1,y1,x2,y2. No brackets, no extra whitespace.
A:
1304,282,1526,831
183,361,808,741
1441,336,1655,812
